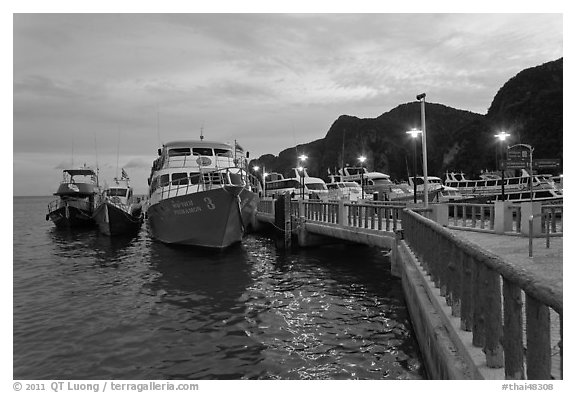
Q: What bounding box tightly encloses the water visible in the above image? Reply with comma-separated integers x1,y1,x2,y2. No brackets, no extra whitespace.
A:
13,196,426,380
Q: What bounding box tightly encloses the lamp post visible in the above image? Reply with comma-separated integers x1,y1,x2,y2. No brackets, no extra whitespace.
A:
263,171,268,197
495,131,510,201
406,128,422,203
252,165,260,195
298,154,307,199
358,155,366,199
417,93,429,207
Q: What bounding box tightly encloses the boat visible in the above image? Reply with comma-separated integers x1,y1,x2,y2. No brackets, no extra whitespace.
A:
326,176,363,202
336,166,413,201
265,169,328,200
444,170,563,203
146,139,261,248
406,175,466,203
46,165,100,228
93,170,143,236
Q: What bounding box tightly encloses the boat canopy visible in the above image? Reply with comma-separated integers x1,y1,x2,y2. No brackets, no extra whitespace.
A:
64,169,96,176
163,140,233,151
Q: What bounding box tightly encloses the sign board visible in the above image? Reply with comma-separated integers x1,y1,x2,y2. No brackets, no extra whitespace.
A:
507,145,532,161
533,159,561,169
505,160,529,169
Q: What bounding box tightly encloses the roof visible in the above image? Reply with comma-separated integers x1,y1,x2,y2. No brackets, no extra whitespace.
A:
163,140,233,150
64,169,96,176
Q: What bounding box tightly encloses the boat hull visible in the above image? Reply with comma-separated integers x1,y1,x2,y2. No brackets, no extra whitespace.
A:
93,202,143,236
147,186,254,248
47,204,95,228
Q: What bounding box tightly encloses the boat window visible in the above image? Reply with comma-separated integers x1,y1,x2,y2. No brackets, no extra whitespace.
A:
496,180,503,186
192,147,213,156
189,173,201,185
521,177,529,184
172,172,189,185
477,181,486,188
327,184,337,190
536,191,551,198
509,178,520,185
344,182,359,188
307,183,327,190
159,174,170,187
229,173,243,185
108,188,127,197
214,148,233,158
168,148,191,157
487,180,496,187
150,177,158,191
521,193,531,199
465,181,474,187
510,193,520,200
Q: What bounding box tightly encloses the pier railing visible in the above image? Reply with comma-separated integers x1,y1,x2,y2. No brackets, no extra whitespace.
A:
445,202,562,236
402,209,562,379
299,200,404,231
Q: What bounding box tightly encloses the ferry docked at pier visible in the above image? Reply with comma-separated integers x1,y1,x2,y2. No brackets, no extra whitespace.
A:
46,166,100,228
444,170,563,203
265,168,328,199
407,176,465,203
93,170,143,236
146,139,261,248
336,167,413,201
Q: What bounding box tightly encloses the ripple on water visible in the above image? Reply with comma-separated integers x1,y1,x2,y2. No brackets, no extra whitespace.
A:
13,197,425,379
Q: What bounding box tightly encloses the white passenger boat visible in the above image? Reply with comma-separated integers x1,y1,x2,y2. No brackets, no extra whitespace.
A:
146,140,260,248
444,170,563,203
265,169,328,199
337,167,413,201
326,178,363,201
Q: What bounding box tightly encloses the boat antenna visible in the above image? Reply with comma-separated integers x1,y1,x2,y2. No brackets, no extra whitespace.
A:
116,128,121,181
94,134,100,187
200,124,204,141
156,105,162,145
341,128,346,170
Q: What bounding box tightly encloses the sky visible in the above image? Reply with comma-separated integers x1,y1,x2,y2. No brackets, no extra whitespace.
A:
12,9,564,195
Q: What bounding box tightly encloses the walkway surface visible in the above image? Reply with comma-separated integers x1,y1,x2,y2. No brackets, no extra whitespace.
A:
449,229,563,379
450,230,563,294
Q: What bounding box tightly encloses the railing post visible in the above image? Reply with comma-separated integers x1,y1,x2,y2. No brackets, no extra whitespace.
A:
338,200,345,225
494,201,513,234
484,268,504,368
460,253,474,331
503,278,525,379
526,295,551,379
472,263,487,348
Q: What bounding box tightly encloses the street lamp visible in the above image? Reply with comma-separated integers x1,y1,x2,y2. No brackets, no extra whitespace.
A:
263,172,268,196
406,128,422,203
298,155,308,199
417,93,429,207
358,155,366,199
495,131,510,200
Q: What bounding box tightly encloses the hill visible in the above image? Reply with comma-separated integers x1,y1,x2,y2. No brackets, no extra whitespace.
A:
255,58,563,181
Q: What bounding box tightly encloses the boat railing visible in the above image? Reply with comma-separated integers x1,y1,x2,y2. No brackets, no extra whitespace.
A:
164,155,236,170
47,198,91,214
402,209,562,379
152,167,259,201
